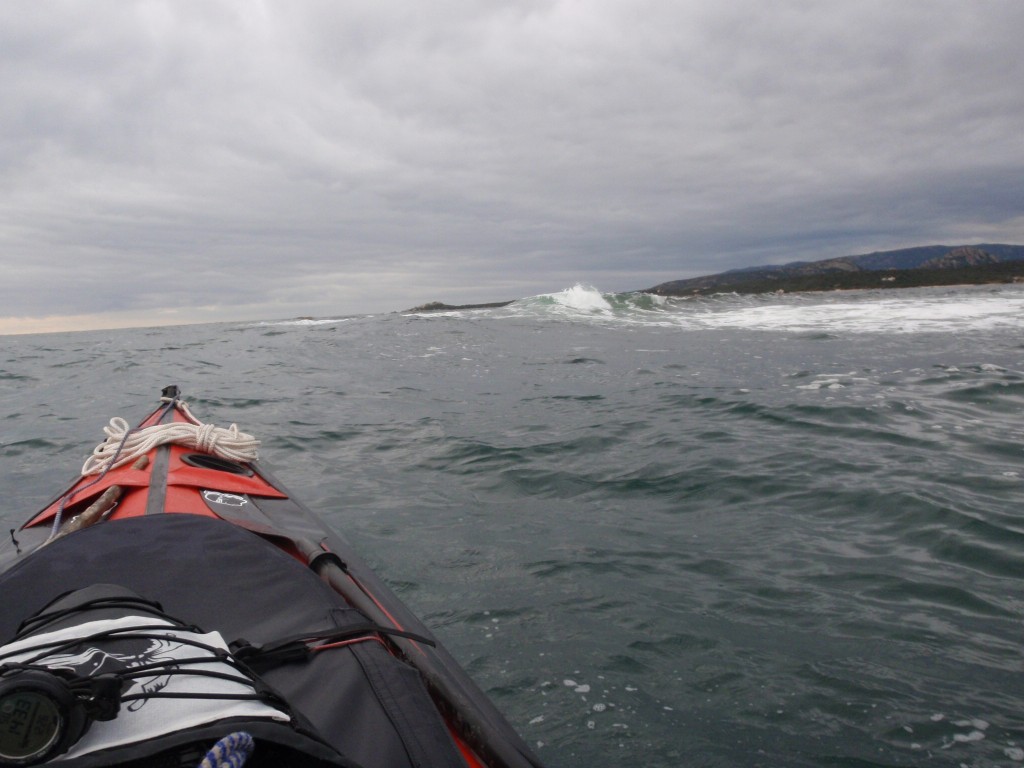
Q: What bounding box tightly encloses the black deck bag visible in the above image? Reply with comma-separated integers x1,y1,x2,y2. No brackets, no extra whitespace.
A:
0,516,465,768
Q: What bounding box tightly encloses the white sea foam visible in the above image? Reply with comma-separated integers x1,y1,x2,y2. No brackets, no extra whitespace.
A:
795,378,845,390
546,284,614,314
254,282,1024,336
681,288,1024,334
502,283,1024,335
952,731,986,744
254,317,353,328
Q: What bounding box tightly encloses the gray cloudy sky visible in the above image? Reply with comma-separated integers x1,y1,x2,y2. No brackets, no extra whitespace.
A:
2,1,1023,333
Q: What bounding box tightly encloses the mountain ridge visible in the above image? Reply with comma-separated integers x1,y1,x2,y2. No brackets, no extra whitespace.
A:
646,243,1024,296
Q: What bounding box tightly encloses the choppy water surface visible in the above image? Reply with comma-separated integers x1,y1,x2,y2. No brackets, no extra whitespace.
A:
2,283,1023,767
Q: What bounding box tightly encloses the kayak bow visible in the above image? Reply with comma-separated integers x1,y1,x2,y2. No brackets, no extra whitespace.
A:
0,387,544,768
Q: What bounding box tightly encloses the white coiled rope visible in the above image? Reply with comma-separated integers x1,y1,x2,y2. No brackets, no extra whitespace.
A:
82,399,260,475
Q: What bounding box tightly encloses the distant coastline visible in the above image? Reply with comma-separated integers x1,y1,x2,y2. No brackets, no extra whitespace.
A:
404,243,1024,311
643,243,1024,297
646,258,1024,298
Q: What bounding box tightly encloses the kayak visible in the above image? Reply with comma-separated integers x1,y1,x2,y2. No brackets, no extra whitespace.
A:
0,387,545,768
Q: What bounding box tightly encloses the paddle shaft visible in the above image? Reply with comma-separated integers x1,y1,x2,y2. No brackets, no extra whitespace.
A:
298,540,542,768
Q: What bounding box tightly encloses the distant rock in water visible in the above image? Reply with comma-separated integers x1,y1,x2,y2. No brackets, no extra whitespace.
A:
404,300,515,313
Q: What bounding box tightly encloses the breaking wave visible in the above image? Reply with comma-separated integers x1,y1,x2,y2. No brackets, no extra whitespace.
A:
499,283,1024,334
513,284,664,316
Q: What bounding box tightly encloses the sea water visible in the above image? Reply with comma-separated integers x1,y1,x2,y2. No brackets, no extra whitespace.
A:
2,283,1023,767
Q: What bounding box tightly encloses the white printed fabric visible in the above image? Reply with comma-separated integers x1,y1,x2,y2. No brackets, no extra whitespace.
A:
0,615,289,761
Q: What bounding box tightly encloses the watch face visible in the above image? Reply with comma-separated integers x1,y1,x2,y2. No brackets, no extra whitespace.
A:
0,690,63,763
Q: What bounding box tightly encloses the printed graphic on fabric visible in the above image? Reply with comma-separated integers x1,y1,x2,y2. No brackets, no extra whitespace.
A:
45,638,184,711
202,491,248,507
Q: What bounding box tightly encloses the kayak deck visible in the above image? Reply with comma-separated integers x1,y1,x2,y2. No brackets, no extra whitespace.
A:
25,396,285,527
0,389,543,768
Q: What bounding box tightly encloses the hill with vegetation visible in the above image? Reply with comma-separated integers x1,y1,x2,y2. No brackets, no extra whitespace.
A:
645,244,1024,297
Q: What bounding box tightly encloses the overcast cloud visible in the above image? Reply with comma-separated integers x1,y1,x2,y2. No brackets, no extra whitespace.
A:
2,0,1023,332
